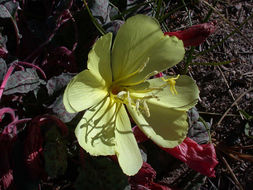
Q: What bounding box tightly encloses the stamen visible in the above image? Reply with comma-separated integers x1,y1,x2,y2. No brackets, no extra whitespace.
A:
142,100,150,117
162,75,180,95
136,99,140,110
117,91,127,99
127,91,132,107
110,88,154,118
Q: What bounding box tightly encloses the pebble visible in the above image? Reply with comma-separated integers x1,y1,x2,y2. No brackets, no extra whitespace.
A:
235,3,242,10
245,93,250,100
250,55,253,64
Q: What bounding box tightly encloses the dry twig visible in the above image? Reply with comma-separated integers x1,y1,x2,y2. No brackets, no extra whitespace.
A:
217,87,253,125
221,157,244,190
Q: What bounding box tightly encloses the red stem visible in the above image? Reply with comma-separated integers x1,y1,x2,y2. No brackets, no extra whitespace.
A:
17,61,47,79
0,64,16,101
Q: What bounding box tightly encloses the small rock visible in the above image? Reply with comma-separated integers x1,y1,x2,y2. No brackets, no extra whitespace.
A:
245,93,250,100
235,3,242,10
250,55,253,64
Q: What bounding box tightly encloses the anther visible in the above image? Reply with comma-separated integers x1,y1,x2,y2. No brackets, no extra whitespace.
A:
117,91,127,99
162,75,180,95
142,100,150,117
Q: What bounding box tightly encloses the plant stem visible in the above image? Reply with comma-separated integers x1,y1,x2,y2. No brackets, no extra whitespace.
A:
83,0,106,35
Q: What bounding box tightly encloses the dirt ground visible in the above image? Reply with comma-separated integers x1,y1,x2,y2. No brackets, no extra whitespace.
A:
160,1,253,189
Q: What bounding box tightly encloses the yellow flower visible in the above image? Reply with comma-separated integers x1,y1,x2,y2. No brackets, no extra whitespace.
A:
63,15,199,175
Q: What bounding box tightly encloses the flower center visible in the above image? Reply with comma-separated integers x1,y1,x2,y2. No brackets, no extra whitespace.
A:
110,85,121,95
109,57,180,117
109,86,155,117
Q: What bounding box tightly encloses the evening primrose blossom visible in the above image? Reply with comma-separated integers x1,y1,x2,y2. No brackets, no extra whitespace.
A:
63,15,199,175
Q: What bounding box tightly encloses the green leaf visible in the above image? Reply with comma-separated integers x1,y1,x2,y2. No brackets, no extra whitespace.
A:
4,68,46,95
239,110,253,138
44,125,68,178
74,156,128,190
239,110,253,120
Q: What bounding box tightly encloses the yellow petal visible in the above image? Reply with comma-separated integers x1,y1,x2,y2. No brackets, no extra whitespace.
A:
64,70,108,113
115,104,143,176
88,33,112,85
127,102,188,148
130,75,199,110
112,15,184,85
63,78,77,113
75,97,116,156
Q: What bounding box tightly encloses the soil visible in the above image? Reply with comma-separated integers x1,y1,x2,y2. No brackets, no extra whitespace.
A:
159,1,253,189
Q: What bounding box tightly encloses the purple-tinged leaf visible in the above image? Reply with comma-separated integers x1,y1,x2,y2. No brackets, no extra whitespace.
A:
3,68,46,95
188,107,211,144
0,32,8,59
105,20,124,35
48,95,77,123
0,3,20,51
46,72,75,96
17,61,47,80
0,5,11,18
0,58,7,81
0,0,19,18
90,0,110,24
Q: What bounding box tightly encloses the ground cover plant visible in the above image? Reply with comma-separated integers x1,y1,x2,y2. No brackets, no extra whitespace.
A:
0,0,252,189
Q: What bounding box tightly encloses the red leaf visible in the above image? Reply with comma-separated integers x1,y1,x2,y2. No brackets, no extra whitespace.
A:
129,162,174,190
162,137,218,177
155,72,164,78
0,107,16,123
165,21,216,47
129,162,156,189
150,182,173,190
24,115,68,179
0,123,17,190
133,126,148,143
133,126,218,177
42,46,77,78
23,121,45,179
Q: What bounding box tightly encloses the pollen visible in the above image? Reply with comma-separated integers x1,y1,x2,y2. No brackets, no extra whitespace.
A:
162,75,180,95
